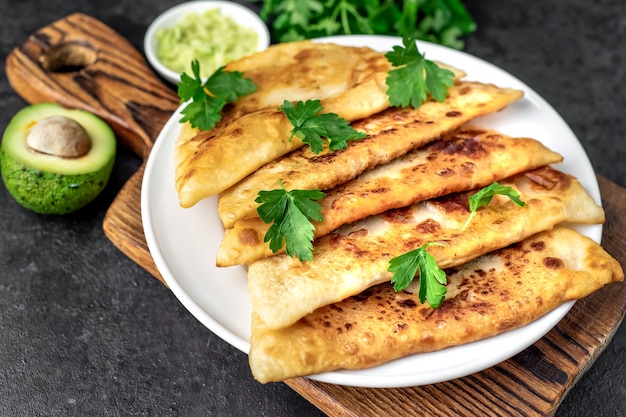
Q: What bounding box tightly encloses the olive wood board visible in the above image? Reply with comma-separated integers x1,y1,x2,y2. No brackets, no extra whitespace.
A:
6,13,626,417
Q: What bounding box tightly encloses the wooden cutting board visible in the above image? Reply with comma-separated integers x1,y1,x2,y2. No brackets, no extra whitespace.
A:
6,13,626,417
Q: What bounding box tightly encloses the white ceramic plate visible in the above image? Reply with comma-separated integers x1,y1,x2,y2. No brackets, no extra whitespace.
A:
141,35,602,388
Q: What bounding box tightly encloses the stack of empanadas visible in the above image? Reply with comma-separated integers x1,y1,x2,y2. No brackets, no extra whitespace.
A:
173,40,623,384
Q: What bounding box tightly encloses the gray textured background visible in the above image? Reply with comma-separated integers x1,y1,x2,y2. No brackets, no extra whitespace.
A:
0,1,624,416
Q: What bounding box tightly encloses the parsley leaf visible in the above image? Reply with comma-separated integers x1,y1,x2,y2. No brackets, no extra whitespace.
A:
388,243,447,308
280,99,366,154
177,60,256,130
255,179,325,262
461,182,526,230
385,36,455,108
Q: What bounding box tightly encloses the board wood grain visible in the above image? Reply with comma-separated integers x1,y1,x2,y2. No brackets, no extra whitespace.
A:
6,13,626,417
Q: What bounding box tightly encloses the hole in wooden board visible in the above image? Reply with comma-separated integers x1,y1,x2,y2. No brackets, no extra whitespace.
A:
39,41,97,73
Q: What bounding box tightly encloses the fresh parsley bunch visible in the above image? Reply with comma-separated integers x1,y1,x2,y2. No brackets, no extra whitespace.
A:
255,0,476,50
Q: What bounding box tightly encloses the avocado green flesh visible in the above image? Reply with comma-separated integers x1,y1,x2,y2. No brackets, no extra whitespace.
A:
3,102,116,175
1,148,115,214
0,103,117,214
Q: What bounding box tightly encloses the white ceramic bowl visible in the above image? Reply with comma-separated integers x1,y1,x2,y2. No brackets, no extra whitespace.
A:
144,1,270,84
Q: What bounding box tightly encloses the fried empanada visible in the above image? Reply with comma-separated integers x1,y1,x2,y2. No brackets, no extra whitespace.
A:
216,127,562,266
174,41,465,208
217,82,523,228
249,226,623,383
247,166,605,330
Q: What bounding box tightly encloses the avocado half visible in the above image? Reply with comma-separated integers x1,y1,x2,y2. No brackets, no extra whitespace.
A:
1,103,116,214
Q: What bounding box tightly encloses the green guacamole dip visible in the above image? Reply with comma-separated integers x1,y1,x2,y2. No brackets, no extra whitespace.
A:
156,8,259,78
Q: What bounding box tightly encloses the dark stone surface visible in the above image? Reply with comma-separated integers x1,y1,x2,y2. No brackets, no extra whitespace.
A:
0,0,624,416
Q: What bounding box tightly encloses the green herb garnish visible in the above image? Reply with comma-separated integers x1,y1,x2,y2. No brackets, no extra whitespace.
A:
462,182,526,230
385,36,455,108
255,179,325,262
280,99,366,154
388,242,447,308
177,60,256,130
256,0,476,50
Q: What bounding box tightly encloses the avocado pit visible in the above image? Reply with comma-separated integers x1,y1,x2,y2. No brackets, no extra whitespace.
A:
26,115,92,158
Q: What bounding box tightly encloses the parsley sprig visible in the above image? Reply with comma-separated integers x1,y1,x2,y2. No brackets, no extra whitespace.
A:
255,179,325,262
385,36,455,108
280,99,367,154
461,182,526,230
177,60,256,131
388,242,447,308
